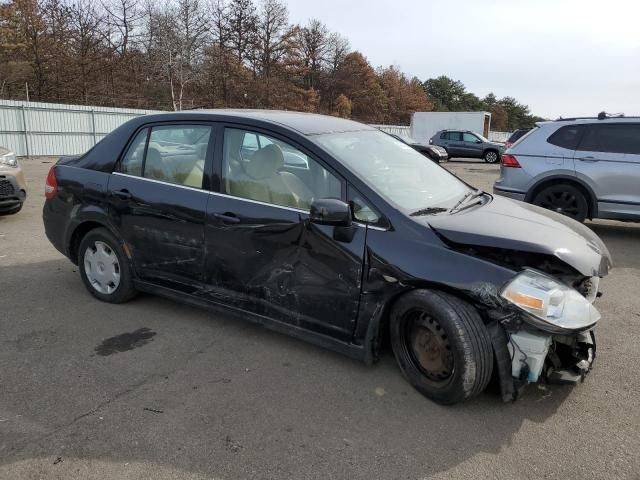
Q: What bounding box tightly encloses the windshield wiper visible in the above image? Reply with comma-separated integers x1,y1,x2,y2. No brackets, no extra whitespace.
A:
410,207,449,217
449,189,485,214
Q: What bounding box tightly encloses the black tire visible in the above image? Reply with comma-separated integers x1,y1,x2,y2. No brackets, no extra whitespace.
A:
390,290,493,405
532,184,588,222
0,203,23,215
483,150,500,164
78,227,137,303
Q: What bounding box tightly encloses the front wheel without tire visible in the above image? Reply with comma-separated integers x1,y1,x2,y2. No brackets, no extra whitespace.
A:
390,290,493,405
78,227,137,303
532,184,588,222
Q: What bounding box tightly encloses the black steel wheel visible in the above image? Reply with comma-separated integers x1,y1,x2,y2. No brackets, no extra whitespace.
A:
532,184,588,222
390,290,493,405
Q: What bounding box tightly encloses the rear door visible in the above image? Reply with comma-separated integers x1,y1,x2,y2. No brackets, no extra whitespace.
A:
574,123,640,217
108,123,214,290
202,126,367,341
443,131,464,156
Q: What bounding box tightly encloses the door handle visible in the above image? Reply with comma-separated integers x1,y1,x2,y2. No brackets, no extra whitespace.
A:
214,213,241,224
578,156,599,162
112,189,132,200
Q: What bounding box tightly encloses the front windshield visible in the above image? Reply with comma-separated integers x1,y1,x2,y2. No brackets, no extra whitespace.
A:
315,130,470,212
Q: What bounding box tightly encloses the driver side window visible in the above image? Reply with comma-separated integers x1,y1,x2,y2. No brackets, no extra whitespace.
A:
463,133,478,142
223,128,341,210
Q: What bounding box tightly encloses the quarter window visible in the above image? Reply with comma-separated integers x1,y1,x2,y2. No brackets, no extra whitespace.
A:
578,124,640,154
547,125,584,150
120,125,212,189
223,128,341,210
120,128,148,176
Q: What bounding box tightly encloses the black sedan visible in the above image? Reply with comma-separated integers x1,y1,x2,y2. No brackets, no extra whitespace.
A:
388,133,448,162
43,110,611,404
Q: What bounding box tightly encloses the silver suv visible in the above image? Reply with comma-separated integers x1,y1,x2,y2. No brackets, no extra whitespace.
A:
493,116,640,222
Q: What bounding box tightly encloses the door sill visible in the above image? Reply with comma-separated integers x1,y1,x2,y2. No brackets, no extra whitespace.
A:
133,279,368,363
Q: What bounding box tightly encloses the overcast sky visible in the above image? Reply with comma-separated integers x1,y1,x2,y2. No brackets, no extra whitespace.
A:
285,0,640,119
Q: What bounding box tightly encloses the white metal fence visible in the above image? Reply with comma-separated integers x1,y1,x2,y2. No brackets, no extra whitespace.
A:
488,131,511,143
371,124,412,138
0,99,161,156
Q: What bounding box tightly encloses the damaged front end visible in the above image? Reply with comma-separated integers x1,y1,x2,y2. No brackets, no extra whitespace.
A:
482,270,601,402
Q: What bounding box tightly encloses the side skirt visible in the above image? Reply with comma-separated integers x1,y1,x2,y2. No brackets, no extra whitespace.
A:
133,279,368,363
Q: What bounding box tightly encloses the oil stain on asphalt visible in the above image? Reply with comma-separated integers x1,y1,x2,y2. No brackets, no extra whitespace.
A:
94,328,156,356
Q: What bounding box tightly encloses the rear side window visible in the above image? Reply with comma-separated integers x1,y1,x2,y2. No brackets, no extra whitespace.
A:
578,124,640,154
119,125,212,189
446,132,462,141
547,125,584,150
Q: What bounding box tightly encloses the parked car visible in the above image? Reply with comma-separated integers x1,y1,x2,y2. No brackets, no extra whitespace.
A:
504,128,532,149
43,110,611,405
0,147,27,215
388,133,449,162
429,129,504,163
494,116,640,223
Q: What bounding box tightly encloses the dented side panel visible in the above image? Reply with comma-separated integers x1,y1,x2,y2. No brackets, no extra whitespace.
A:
107,173,209,287
203,194,367,341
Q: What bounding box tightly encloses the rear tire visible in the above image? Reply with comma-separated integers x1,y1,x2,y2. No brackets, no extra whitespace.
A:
483,150,499,163
78,228,137,303
390,290,493,405
532,184,588,222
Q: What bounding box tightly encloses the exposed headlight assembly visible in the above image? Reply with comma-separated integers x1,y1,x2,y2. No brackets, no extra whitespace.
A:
501,269,600,333
0,152,17,167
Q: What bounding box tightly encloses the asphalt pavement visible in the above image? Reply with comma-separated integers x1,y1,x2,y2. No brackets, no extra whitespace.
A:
1,158,639,479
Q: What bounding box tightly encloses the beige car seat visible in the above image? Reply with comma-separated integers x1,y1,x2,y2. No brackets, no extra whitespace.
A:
229,144,313,209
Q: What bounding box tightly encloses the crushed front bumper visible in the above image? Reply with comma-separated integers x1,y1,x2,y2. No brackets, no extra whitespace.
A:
0,174,26,211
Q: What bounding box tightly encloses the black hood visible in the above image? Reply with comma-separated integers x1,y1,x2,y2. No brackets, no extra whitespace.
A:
420,195,612,277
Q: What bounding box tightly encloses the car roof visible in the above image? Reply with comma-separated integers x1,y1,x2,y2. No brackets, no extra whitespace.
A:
141,109,374,136
553,116,640,124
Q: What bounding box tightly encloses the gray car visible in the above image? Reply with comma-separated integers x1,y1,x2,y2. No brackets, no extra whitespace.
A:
429,129,503,163
493,116,640,223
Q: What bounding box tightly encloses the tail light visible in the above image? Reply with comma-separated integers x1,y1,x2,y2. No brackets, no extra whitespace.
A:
501,154,521,168
45,166,58,198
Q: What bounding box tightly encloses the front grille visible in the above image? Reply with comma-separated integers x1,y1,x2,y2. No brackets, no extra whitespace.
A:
0,179,15,196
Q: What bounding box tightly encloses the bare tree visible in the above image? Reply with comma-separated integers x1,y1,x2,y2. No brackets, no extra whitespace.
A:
147,0,209,110
296,19,328,90
226,0,257,65
67,0,105,104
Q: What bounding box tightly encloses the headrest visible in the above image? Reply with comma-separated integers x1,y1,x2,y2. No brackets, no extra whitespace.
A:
245,144,284,180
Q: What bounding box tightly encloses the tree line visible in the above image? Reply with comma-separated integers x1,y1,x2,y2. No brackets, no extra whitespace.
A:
0,0,541,129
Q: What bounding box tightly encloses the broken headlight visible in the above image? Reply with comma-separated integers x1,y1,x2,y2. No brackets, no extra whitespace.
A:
501,269,600,333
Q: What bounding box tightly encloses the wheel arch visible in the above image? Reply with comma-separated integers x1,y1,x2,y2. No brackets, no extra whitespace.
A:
67,219,124,265
525,175,598,219
367,282,492,363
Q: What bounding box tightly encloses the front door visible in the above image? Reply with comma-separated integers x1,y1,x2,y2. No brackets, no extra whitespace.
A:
108,123,214,290
203,127,367,340
461,132,482,157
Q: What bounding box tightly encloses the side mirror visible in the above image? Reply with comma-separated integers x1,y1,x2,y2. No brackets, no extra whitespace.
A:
310,198,352,227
